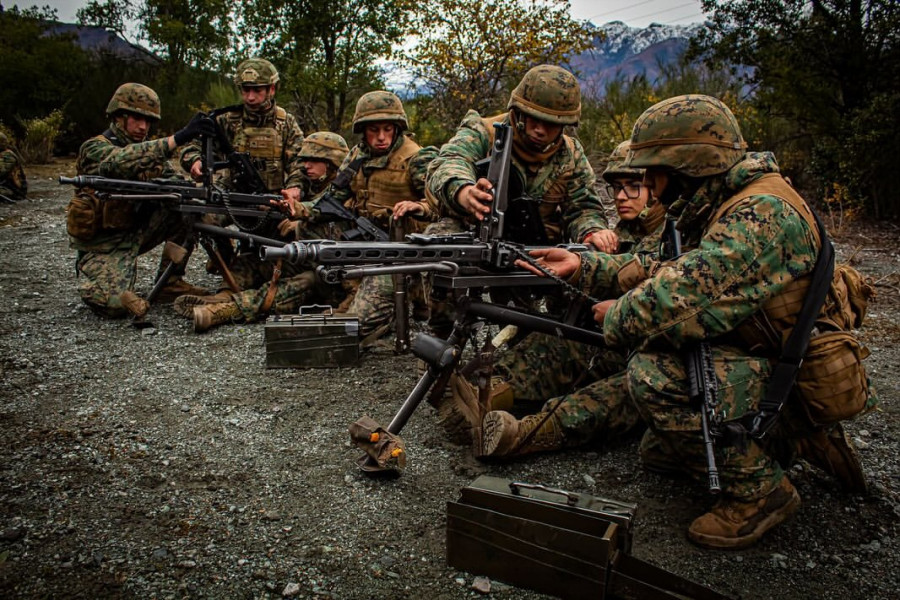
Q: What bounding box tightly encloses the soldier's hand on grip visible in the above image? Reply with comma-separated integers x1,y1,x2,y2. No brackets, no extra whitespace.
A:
457,177,493,221
173,113,217,146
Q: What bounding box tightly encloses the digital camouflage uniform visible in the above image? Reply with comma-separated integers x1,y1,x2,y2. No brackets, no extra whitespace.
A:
178,58,305,291
69,84,195,318
494,140,667,447
0,133,27,200
175,132,352,331
230,132,350,322
313,91,437,339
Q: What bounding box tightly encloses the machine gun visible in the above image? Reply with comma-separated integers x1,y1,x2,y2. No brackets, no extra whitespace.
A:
264,122,603,474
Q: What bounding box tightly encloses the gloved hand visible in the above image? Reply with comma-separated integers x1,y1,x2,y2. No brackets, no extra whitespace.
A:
173,113,217,146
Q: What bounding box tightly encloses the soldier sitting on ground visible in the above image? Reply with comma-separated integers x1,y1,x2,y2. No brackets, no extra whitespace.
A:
437,141,667,459
516,94,875,550
173,132,352,332
0,131,27,203
66,83,214,319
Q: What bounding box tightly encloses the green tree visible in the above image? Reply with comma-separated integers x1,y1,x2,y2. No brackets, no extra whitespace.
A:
692,0,900,217
79,0,232,79
238,0,414,133
0,5,91,135
402,0,595,139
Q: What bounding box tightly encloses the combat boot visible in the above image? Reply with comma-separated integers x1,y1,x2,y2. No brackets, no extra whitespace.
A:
193,302,242,333
156,277,210,304
687,477,801,550
119,290,149,318
431,374,515,445
795,423,868,494
478,410,564,459
173,291,235,318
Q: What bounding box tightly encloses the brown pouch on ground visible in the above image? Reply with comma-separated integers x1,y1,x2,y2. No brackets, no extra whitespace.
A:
348,416,406,472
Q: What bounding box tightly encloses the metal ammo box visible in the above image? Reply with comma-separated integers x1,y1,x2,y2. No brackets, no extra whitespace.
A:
264,305,360,368
447,476,729,599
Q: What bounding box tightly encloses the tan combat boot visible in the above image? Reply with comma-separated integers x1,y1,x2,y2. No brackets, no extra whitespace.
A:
687,477,801,550
156,277,210,303
173,291,235,318
119,290,149,318
431,374,515,445
478,410,564,459
192,302,242,333
795,423,868,494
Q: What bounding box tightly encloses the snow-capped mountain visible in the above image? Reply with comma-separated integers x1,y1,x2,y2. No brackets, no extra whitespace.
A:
571,20,704,94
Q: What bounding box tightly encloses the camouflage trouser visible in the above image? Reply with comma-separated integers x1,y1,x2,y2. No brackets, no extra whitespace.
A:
231,270,347,323
496,333,639,445
346,273,395,339
424,217,467,336
626,347,784,501
76,207,192,317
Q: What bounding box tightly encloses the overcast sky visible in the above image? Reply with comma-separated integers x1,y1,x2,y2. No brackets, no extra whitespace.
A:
30,0,707,29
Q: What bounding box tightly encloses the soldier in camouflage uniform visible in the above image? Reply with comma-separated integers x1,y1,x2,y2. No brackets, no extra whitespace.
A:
173,132,351,332
503,94,870,549
178,58,305,295
305,91,437,341
424,64,612,337
439,141,667,454
66,83,214,318
0,132,27,202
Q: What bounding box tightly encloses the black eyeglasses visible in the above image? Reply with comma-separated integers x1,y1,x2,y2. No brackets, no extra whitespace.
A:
606,182,645,199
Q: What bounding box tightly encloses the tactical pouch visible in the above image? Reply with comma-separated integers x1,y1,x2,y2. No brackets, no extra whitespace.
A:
796,329,872,425
66,192,101,240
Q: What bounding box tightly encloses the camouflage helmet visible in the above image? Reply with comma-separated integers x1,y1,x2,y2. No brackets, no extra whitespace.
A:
105,83,161,120
299,132,349,169
602,141,644,182
352,91,408,133
234,58,280,87
508,65,581,126
627,94,746,178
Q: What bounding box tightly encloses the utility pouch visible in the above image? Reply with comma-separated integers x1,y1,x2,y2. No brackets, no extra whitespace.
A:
796,329,872,424
66,192,101,239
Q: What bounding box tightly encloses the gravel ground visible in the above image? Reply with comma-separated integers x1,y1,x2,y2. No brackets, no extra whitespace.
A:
1,158,898,599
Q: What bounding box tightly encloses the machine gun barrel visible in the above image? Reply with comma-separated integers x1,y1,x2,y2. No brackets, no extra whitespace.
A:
260,239,494,266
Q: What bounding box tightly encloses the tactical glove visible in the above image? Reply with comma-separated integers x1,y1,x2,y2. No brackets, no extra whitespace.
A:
173,113,217,146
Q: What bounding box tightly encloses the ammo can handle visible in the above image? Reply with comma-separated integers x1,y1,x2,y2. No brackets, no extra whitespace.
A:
298,304,334,316
509,482,579,506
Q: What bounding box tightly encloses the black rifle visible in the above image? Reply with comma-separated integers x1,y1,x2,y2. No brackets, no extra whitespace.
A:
662,217,721,493
204,105,271,194
308,155,389,242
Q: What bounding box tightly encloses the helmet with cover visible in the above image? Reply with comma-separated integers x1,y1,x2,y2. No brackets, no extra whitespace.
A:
299,132,349,170
352,91,408,133
627,94,746,178
602,140,643,182
105,83,161,120
508,65,581,126
234,58,280,87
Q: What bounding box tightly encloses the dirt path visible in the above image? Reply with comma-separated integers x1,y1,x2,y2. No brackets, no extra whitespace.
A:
0,158,898,599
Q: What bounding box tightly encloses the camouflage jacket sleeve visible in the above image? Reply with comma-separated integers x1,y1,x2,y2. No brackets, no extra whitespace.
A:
601,196,818,350
0,150,17,180
281,114,305,190
561,137,610,242
427,111,488,218
80,135,175,180
409,145,440,220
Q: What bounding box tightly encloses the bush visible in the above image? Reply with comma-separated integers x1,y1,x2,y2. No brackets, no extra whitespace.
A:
18,110,65,164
